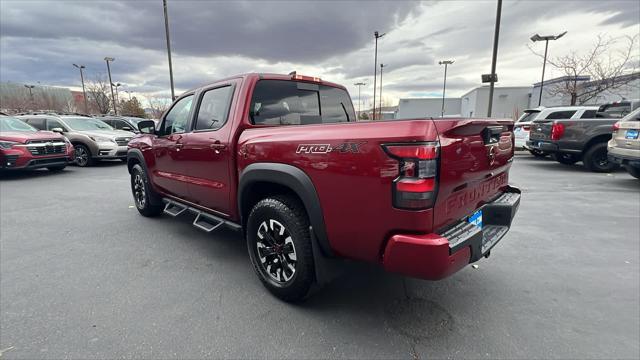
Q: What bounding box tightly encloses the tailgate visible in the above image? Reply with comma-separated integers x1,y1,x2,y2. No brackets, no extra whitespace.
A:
528,121,552,141
432,119,514,231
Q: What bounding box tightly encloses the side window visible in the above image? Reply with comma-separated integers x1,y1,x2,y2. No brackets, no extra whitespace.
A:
47,119,66,131
580,110,597,119
25,118,46,130
161,95,193,136
545,110,576,120
113,120,126,129
194,86,234,131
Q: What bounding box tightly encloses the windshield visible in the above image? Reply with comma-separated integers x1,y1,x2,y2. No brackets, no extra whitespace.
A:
64,117,114,131
517,111,540,123
621,108,640,122
597,102,631,118
124,117,145,125
0,117,38,132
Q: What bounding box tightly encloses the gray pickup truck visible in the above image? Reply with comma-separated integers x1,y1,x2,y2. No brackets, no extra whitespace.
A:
527,100,640,172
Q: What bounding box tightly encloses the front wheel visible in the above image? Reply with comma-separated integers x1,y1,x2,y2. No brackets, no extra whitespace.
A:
130,164,164,217
583,142,618,173
73,144,93,167
625,165,640,179
554,153,579,165
246,196,315,302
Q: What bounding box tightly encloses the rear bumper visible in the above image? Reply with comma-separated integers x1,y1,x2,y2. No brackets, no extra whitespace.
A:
382,186,521,280
608,152,640,168
527,140,558,153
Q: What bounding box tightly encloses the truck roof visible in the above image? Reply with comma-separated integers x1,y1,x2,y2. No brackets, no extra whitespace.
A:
185,73,347,94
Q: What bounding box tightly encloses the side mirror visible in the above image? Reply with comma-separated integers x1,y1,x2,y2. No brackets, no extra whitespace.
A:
137,120,156,134
122,126,133,131
51,127,65,134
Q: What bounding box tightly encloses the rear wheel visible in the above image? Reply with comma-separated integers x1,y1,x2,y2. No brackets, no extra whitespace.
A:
625,165,640,179
554,153,579,165
529,149,548,158
130,164,164,217
246,196,315,302
73,144,93,167
583,142,618,173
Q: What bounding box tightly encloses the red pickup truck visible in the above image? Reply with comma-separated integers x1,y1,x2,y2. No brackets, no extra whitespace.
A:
127,73,521,301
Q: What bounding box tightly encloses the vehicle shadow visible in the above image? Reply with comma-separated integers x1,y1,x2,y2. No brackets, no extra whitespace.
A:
0,167,77,181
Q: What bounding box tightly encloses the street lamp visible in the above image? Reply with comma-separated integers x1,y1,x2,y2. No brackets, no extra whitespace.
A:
438,60,454,117
112,82,122,112
372,31,385,120
379,63,386,120
104,57,117,115
354,82,366,120
531,31,567,106
24,84,35,109
73,63,88,113
487,0,502,117
163,0,176,100
125,90,132,101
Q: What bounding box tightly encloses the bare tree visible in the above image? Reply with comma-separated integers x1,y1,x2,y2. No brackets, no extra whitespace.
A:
530,34,639,105
146,95,171,119
86,74,112,114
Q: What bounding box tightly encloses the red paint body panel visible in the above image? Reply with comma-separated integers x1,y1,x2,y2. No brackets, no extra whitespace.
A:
129,73,517,280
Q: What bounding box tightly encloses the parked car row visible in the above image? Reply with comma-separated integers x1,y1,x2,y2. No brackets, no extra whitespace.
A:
1,114,148,171
524,100,640,178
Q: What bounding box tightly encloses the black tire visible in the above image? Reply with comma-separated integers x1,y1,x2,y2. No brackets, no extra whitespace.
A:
554,152,579,165
529,149,548,158
246,195,315,302
73,144,93,167
47,165,66,172
130,164,164,217
625,165,640,179
583,142,619,173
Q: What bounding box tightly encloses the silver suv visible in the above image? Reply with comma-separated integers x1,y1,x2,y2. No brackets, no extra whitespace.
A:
16,114,134,166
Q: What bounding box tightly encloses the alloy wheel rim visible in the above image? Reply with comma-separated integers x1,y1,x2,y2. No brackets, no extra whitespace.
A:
75,147,88,166
256,219,297,283
133,174,146,208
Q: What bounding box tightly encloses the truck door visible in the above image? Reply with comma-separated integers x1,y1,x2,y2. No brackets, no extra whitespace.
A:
151,94,194,198
180,83,236,216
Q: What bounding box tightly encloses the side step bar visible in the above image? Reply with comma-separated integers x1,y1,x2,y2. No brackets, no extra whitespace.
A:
162,198,241,233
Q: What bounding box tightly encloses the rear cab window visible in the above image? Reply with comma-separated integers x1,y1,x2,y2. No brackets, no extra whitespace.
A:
250,80,355,125
544,110,576,120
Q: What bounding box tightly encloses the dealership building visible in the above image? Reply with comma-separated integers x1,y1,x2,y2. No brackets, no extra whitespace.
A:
395,72,640,120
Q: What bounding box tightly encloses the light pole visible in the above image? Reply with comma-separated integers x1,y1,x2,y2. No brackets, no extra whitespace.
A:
112,82,122,111
379,63,386,120
372,31,385,120
439,60,454,117
104,57,117,115
163,0,176,100
531,31,567,106
487,0,502,117
354,82,366,120
125,90,132,101
73,63,88,113
24,84,35,109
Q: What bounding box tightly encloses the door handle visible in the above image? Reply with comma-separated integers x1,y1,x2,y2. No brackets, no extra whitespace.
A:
174,143,184,148
210,142,226,150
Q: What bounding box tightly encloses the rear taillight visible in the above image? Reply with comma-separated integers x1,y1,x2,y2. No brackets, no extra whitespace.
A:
522,125,530,131
383,143,439,210
551,122,565,140
613,122,620,131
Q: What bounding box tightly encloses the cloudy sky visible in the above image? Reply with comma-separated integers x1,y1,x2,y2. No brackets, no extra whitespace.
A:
1,0,638,107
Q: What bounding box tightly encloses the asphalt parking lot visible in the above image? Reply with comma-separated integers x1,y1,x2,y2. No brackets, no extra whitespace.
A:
1,154,639,359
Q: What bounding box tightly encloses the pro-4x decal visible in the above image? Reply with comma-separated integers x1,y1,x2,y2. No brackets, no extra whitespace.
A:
296,142,366,154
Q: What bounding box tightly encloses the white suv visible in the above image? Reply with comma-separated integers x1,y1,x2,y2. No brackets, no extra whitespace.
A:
514,106,599,157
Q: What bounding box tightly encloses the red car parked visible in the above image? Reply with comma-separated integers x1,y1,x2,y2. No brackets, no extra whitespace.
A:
0,116,75,172
127,73,521,301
